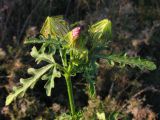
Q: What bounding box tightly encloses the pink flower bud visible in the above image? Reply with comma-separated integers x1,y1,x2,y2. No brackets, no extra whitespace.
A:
72,27,81,40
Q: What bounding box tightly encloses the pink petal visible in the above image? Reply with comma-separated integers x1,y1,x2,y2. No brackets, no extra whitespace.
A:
72,27,81,39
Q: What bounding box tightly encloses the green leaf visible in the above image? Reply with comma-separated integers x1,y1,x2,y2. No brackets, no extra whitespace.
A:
71,48,89,74
24,38,46,44
24,37,55,44
40,16,69,39
84,62,98,97
31,46,55,64
108,112,120,120
44,67,61,96
97,54,156,70
88,80,95,97
72,48,88,63
89,19,112,41
5,64,53,105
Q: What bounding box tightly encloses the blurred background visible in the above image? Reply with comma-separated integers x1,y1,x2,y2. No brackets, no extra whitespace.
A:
0,0,160,119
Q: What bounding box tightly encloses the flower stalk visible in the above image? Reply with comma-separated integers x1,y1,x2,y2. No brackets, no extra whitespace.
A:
64,72,75,115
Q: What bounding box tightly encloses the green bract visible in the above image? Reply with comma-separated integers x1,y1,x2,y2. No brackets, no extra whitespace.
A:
40,16,69,39
6,16,156,118
89,19,112,45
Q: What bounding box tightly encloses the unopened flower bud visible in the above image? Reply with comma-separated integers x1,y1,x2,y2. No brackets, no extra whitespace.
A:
72,27,81,40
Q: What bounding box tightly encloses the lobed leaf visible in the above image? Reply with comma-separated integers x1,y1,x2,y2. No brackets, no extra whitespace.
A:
96,54,156,71
5,64,53,105
24,37,57,44
30,46,55,64
24,38,46,44
43,67,61,96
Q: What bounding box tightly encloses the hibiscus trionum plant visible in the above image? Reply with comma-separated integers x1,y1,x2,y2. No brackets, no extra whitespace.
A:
6,16,156,116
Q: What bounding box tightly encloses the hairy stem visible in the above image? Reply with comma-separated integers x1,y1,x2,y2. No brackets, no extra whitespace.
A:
65,73,75,115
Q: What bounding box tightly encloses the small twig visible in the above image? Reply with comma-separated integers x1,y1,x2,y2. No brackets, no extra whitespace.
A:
115,84,131,100
0,76,12,78
107,82,114,98
132,86,159,98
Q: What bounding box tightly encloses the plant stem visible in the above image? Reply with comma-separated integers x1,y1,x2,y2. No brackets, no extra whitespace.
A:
65,73,75,115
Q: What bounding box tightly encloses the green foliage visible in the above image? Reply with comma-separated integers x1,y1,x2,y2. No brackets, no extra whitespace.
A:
6,64,53,105
96,54,156,70
6,16,156,118
43,67,61,96
6,34,63,105
107,112,120,120
83,62,99,97
31,46,55,64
